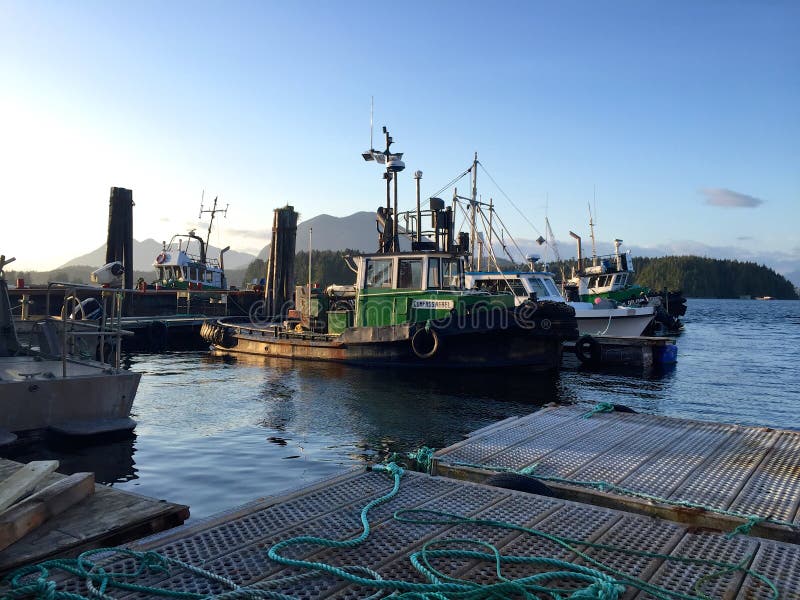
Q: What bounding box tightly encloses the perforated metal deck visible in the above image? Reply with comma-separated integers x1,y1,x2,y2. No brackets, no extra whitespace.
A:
432,405,800,543
12,469,800,599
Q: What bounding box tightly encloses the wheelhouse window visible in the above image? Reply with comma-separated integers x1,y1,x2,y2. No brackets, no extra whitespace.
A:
442,258,462,289
527,277,549,299
397,259,422,290
365,259,394,289
427,258,440,289
543,278,562,297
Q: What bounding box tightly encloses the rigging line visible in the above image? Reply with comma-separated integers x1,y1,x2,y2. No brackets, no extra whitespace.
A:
476,206,516,275
475,205,515,266
426,166,473,205
490,208,532,265
477,162,543,237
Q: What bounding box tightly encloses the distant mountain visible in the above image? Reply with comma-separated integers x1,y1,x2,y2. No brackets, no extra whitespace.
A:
257,212,382,260
59,238,256,271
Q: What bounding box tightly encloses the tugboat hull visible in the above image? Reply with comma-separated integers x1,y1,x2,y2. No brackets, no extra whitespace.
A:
207,303,577,371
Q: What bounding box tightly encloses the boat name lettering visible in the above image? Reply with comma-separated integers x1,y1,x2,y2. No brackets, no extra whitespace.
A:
412,299,454,310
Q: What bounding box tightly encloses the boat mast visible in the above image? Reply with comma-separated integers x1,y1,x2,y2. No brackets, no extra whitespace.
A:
199,195,229,257
470,152,478,270
588,202,598,266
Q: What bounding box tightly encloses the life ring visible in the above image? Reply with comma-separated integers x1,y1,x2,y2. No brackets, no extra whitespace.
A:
575,334,601,365
411,328,440,359
156,252,167,264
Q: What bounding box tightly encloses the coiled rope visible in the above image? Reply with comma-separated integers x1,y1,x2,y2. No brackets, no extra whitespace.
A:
2,463,778,600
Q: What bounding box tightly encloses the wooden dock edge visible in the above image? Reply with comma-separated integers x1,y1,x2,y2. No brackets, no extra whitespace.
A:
430,461,800,545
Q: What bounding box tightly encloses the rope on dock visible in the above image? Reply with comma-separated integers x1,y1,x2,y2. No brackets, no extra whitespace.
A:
1,463,779,600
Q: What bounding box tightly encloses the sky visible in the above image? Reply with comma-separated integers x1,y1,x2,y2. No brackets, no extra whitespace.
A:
1,1,798,279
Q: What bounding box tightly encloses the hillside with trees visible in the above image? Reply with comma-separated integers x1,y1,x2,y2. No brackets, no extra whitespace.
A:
241,250,359,289
631,256,797,299
547,255,796,299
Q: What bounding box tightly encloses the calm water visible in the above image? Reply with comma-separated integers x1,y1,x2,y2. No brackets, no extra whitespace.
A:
4,299,799,521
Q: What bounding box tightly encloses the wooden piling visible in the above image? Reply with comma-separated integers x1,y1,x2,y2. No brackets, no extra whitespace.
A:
264,206,298,317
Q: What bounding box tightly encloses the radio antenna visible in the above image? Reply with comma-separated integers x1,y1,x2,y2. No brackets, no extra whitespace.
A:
370,96,374,150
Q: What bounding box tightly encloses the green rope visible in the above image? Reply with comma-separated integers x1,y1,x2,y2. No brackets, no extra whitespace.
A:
386,446,436,473
447,459,799,535
583,402,615,418
2,463,780,600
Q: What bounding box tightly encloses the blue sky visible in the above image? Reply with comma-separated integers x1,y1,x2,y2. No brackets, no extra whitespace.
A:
1,1,798,278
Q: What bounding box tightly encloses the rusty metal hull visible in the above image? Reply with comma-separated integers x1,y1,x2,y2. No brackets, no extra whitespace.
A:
210,309,576,371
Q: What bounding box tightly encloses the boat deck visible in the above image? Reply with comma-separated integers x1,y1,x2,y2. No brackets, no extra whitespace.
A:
0,355,108,381
0,458,190,574
14,467,799,599
432,404,800,542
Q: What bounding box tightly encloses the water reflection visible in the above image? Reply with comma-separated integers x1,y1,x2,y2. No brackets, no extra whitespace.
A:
3,299,797,519
2,435,137,485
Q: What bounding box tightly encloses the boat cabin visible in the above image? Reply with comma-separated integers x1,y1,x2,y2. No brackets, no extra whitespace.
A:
465,271,565,305
153,234,227,290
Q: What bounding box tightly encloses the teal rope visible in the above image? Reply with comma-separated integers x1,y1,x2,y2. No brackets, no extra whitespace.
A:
583,402,615,418
2,463,779,600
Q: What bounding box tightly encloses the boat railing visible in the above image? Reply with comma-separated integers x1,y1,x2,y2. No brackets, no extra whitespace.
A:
42,282,132,375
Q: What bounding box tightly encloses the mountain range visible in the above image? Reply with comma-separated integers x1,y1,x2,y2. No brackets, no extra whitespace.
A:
59,238,257,272
57,211,800,287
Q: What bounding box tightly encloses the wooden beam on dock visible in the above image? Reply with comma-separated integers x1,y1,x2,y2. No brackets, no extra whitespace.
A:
0,460,59,512
0,472,95,551
0,458,189,574
432,405,800,543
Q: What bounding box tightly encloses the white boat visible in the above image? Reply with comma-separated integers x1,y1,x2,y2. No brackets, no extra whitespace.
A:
152,197,230,290
465,267,655,337
1,255,140,446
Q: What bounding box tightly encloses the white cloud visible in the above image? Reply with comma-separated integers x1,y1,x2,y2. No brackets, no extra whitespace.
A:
700,188,764,208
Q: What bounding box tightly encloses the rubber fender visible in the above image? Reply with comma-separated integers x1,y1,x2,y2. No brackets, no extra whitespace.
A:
575,334,601,364
484,473,555,497
411,328,440,359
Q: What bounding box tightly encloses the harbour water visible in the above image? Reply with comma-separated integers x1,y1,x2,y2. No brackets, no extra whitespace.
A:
3,298,799,521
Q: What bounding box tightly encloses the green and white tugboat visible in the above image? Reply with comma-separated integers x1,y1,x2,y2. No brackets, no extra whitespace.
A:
204,128,577,370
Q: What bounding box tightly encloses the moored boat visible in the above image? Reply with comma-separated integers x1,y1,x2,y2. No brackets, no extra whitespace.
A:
564,230,687,335
204,129,578,370
465,265,655,337
152,197,230,290
0,255,140,446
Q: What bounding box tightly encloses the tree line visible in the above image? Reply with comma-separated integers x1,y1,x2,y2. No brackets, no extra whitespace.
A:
241,250,359,289
546,255,797,299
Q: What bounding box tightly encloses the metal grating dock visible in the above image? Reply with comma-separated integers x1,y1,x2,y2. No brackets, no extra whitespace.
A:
432,404,800,543
7,468,799,599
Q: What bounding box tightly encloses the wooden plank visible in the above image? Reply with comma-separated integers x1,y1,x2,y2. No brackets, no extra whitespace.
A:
433,406,800,543
0,472,94,551
0,460,59,513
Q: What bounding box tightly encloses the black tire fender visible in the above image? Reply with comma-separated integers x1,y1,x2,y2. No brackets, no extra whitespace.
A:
484,473,555,497
575,334,601,364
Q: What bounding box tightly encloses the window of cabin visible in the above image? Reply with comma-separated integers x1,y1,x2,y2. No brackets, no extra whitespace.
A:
365,259,394,289
442,258,462,289
527,277,549,299
543,278,562,297
427,258,440,289
397,259,422,289
503,278,527,297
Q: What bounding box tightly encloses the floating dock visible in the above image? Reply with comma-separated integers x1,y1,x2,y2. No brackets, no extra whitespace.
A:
564,335,677,369
432,404,800,543
9,467,798,598
0,458,189,574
